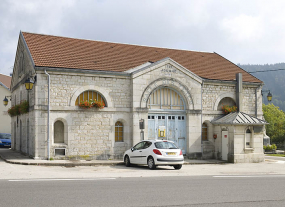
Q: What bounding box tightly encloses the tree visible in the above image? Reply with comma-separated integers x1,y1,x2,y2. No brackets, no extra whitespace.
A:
263,104,285,148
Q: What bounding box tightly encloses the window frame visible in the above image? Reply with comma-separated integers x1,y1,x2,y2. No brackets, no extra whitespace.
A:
115,121,123,142
75,90,107,107
147,87,185,110
245,127,253,149
54,120,65,144
202,123,208,141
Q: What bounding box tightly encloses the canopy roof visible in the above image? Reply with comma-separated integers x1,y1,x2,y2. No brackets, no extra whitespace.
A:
211,112,268,125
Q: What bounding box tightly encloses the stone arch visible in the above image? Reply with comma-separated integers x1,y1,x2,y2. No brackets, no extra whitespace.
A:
202,120,212,141
140,78,194,110
244,126,253,148
115,120,125,142
213,92,236,111
69,85,112,108
52,118,68,145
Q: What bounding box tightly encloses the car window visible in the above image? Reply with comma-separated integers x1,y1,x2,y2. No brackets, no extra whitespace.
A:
143,141,152,149
0,134,11,139
133,142,145,150
154,141,178,149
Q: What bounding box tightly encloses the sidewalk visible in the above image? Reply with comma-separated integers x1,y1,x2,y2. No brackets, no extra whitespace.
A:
0,148,226,167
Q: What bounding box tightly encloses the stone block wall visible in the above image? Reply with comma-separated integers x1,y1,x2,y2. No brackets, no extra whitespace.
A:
32,72,133,159
202,83,262,117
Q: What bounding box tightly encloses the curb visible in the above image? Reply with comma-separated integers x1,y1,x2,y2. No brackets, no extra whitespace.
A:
1,157,226,166
0,155,124,167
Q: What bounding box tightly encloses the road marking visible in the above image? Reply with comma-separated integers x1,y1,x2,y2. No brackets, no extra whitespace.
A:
8,178,116,182
213,175,285,178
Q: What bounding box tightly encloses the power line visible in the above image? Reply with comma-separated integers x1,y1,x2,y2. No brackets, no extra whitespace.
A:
248,68,285,73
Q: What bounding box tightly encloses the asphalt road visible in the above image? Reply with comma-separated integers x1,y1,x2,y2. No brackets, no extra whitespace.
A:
1,150,285,207
1,176,285,207
265,155,285,161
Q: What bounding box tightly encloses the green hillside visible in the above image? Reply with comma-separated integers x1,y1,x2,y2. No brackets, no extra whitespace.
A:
238,63,285,111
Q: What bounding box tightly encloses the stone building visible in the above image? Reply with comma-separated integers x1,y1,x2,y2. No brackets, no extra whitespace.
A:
9,31,267,162
0,73,12,133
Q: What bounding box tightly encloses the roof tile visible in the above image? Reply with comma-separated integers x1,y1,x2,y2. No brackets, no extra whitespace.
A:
22,32,261,83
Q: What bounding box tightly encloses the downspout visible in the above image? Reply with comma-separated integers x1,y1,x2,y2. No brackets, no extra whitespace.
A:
45,70,50,160
201,81,203,155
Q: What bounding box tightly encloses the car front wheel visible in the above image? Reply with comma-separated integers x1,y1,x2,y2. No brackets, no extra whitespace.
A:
124,155,131,167
173,164,182,170
147,157,156,170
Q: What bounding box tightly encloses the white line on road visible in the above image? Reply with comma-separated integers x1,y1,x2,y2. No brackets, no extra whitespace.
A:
8,178,116,182
213,175,285,178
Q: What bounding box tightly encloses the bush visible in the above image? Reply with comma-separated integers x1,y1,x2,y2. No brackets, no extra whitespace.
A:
272,144,277,150
19,100,29,114
7,101,29,117
221,105,237,114
78,99,105,109
264,144,277,152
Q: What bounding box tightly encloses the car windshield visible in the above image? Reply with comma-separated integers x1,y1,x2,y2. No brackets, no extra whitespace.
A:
0,134,11,139
154,141,178,149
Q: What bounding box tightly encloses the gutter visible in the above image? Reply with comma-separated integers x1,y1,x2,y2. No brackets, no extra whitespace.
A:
35,66,131,77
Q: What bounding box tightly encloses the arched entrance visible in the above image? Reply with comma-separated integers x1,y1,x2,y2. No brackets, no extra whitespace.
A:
147,86,187,153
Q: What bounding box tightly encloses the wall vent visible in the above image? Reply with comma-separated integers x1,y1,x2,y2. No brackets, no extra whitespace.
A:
55,148,66,156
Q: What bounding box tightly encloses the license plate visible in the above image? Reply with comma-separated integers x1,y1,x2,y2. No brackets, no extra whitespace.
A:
167,152,176,155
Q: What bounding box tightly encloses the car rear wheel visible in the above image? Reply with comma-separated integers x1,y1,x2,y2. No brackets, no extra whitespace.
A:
124,155,131,167
147,157,156,170
173,164,182,170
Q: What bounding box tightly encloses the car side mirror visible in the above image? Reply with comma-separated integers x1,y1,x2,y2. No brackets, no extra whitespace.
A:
131,147,135,152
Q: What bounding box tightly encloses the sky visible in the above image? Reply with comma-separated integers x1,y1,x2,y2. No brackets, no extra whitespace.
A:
1,0,285,76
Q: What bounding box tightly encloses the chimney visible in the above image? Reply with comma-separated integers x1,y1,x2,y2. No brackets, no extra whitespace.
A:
236,73,243,112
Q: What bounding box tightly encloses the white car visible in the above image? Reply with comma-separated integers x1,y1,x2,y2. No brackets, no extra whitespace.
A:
123,140,184,170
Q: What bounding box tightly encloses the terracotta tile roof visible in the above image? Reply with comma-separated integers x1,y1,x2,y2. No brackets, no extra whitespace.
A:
0,73,12,89
22,32,261,83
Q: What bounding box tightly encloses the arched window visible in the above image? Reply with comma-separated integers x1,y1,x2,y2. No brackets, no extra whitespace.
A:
148,87,185,110
202,123,208,141
246,128,252,148
115,121,123,142
54,121,64,143
217,97,236,111
75,90,107,107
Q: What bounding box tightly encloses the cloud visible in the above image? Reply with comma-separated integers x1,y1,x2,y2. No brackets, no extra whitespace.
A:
1,0,285,75
221,14,263,42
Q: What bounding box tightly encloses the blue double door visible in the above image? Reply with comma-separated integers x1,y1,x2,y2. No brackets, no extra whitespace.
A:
148,114,186,154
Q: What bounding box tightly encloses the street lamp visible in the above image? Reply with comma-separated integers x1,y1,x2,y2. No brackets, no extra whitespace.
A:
3,96,11,107
261,90,273,102
25,76,36,90
3,76,36,106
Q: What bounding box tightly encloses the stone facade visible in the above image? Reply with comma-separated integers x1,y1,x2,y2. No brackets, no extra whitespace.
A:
9,33,266,163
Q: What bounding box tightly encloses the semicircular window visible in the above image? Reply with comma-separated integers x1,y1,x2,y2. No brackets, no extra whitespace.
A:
217,97,236,111
75,90,107,107
147,87,185,110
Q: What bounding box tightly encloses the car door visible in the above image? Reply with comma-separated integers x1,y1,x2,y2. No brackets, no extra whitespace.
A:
140,141,152,165
129,141,145,164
